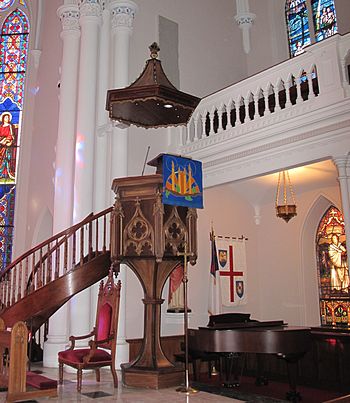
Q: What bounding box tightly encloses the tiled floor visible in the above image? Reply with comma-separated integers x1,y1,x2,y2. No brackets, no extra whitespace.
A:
0,365,243,402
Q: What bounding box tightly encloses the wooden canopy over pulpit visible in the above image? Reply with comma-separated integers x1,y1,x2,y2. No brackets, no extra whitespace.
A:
110,155,198,389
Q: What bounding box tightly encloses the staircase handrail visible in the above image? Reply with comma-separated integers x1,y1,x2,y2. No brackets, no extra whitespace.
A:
0,207,112,281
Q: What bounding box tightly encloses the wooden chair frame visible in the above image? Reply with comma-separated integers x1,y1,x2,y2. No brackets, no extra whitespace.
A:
58,270,121,392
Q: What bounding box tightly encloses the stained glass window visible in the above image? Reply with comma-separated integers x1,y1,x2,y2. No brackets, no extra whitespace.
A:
0,7,29,270
286,0,311,57
311,0,337,42
0,1,14,12
286,0,338,57
316,206,349,327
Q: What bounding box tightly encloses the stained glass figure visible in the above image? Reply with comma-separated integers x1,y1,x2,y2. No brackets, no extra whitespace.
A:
0,7,29,270
316,206,349,327
0,184,15,268
286,0,311,57
0,1,14,12
312,0,337,42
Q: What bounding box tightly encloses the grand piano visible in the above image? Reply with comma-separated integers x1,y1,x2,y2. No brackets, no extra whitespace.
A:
188,313,311,402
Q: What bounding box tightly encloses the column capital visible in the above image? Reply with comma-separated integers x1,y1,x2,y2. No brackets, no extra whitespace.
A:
333,155,350,178
57,4,80,31
110,0,138,31
234,12,256,27
78,0,102,19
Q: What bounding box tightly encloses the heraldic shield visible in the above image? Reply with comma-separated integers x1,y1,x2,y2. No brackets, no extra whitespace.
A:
218,249,227,267
236,280,244,298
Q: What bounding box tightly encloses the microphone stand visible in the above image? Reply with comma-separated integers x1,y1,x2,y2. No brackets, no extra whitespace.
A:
176,240,198,394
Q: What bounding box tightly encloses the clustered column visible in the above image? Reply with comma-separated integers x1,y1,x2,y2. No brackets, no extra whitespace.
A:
70,0,102,344
109,0,138,366
44,3,80,367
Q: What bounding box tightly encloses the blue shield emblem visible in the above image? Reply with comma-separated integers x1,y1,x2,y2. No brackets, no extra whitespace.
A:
236,280,244,298
218,249,227,268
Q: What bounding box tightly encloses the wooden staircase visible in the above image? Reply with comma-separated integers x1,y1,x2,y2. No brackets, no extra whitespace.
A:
0,207,113,333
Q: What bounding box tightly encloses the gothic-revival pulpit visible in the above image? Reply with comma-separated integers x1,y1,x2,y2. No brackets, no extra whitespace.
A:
110,155,197,388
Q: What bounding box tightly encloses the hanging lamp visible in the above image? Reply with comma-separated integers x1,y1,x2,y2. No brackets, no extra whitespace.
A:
275,170,297,223
106,42,201,129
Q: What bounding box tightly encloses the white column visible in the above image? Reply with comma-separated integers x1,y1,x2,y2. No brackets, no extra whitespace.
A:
91,1,111,328
109,0,137,367
235,0,255,54
94,2,111,213
333,156,350,268
70,0,102,344
43,3,80,367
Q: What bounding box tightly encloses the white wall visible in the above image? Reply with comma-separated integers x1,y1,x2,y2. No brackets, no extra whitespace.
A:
185,175,342,336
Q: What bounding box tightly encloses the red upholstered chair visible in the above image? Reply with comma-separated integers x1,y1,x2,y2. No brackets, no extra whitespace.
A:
58,270,121,392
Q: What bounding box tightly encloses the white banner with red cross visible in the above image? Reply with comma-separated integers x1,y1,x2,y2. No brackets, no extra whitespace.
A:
216,237,247,307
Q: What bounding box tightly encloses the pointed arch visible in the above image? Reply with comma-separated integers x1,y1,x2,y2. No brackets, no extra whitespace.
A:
301,194,334,326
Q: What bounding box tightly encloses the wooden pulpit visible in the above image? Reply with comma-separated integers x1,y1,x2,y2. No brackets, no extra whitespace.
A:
111,155,197,388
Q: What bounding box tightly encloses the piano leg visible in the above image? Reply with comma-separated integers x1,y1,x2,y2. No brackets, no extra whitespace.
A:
220,353,244,388
277,353,304,402
255,353,269,386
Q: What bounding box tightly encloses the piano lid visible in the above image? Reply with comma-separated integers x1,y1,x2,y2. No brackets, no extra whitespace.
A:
206,313,285,330
208,313,254,327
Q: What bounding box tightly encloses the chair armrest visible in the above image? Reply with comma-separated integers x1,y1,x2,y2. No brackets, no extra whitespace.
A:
89,334,114,348
68,329,96,350
82,334,115,364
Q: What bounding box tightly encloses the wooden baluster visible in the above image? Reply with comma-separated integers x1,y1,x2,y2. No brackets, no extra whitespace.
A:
3,277,7,307
7,272,11,307
55,240,60,279
95,218,99,255
39,248,43,287
0,278,3,307
103,213,107,253
64,237,68,273
47,242,52,283
12,267,17,305
72,231,76,269
32,252,36,292
80,226,84,266
18,262,22,302
88,221,93,260
24,257,28,295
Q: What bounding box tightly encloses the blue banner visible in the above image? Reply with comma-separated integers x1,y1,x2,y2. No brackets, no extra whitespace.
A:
162,154,203,209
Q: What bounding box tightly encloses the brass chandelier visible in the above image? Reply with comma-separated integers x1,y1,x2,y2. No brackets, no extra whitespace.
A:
275,170,297,223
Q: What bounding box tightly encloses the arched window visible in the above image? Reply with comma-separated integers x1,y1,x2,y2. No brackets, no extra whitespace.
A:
311,0,337,42
316,206,349,327
0,4,29,270
286,0,338,57
286,0,311,57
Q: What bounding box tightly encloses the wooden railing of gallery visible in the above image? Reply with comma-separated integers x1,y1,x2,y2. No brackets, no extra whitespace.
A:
0,207,113,328
180,33,350,148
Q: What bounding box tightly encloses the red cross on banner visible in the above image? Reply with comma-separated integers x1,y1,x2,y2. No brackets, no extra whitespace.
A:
219,244,243,303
